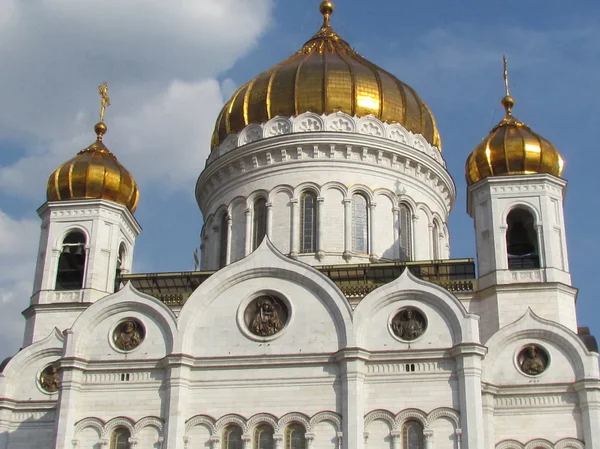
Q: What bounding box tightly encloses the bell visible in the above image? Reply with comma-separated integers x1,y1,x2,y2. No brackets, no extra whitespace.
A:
72,245,84,256
507,222,535,256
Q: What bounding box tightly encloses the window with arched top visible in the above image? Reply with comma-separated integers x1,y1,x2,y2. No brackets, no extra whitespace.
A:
300,192,317,253
114,243,126,292
254,424,274,449
223,425,243,449
506,208,540,269
402,420,424,449
352,193,369,254
399,203,412,261
285,424,306,449
253,198,267,250
55,231,86,291
219,213,229,268
432,220,440,259
110,427,131,449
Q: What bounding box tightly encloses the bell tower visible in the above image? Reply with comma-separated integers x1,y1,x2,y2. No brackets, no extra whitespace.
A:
24,84,141,346
465,57,575,338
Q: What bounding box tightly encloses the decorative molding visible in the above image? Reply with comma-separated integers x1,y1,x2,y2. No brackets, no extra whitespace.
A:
83,370,164,384
493,393,577,409
74,416,164,440
366,359,455,374
495,438,583,449
510,270,543,282
364,407,459,431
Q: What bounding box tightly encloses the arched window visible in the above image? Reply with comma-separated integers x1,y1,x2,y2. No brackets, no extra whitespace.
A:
114,243,126,292
254,424,274,449
285,424,306,449
219,213,229,268
399,203,412,261
432,220,440,259
352,193,369,254
55,231,86,291
110,427,131,449
506,208,539,269
253,197,267,250
300,192,317,253
223,425,243,449
402,420,424,449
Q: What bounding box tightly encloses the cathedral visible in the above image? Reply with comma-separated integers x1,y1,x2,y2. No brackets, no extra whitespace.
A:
1,2,599,449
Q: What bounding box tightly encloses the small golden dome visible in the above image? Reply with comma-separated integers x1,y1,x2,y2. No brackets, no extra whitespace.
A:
47,123,139,212
211,1,441,150
465,97,564,186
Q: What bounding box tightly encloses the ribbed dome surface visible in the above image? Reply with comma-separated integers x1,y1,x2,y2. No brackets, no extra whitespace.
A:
211,3,440,150
47,123,139,212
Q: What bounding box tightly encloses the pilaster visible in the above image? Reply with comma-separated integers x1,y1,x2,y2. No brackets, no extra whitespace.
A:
163,355,193,449
337,348,369,449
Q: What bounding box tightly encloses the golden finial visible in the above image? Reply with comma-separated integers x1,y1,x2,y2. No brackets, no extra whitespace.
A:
319,1,334,27
98,82,111,123
501,55,515,117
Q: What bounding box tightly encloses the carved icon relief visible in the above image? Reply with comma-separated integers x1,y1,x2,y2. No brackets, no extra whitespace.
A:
518,344,548,376
39,363,59,393
391,307,427,341
113,319,145,351
244,295,289,337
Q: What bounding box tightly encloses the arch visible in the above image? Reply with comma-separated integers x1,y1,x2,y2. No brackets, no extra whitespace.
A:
109,426,131,449
364,410,395,430
186,415,217,434
56,229,87,291
506,207,540,269
496,441,524,449
55,225,91,250
252,197,268,251
555,438,584,449
103,417,135,437
216,414,248,433
134,416,164,435
223,424,244,449
347,185,375,203
293,182,321,198
502,202,541,226
321,181,348,197
524,440,553,449
394,409,428,429
247,413,280,433
415,203,433,223
254,423,276,449
74,417,105,437
270,185,295,198
278,413,311,432
309,411,342,431
425,407,460,428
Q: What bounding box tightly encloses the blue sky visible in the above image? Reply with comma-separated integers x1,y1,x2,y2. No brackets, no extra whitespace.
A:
0,0,599,359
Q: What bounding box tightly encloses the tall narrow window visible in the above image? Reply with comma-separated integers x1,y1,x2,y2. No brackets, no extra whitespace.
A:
114,243,126,293
56,231,86,291
253,198,267,250
224,426,243,449
254,425,274,449
300,192,317,253
432,221,440,259
399,203,412,261
110,427,131,449
285,424,306,449
219,213,229,268
402,421,424,449
506,208,539,269
352,193,369,254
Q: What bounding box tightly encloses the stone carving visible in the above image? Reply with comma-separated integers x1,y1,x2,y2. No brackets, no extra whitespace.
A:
518,344,548,376
391,308,427,341
245,295,288,337
113,319,145,351
39,363,60,393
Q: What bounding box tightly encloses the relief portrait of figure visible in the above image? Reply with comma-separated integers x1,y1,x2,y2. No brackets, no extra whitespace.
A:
519,345,548,375
391,308,427,341
113,319,144,351
249,296,286,337
40,363,59,393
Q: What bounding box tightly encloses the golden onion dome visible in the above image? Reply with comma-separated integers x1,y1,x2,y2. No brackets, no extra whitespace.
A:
465,58,564,186
211,1,441,150
47,122,140,212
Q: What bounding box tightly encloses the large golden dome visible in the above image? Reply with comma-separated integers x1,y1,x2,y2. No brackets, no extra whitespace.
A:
465,95,564,186
211,1,441,150
47,122,140,212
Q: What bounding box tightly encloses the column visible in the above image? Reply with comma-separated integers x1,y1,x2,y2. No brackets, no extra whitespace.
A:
245,208,252,256
428,223,434,260
368,202,377,262
305,433,316,449
338,349,369,449
290,198,299,259
452,345,486,449
575,380,600,448
225,215,232,265
343,199,352,261
455,429,463,449
481,390,495,449
242,435,252,449
316,197,325,260
423,430,434,449
266,202,274,239
274,433,284,449
54,337,86,449
128,437,140,447
163,357,192,449
390,431,401,449
392,207,400,260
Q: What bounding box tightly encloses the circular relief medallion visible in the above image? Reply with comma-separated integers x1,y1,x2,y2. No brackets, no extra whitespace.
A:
113,319,145,351
517,344,549,376
391,307,427,341
39,362,59,393
244,295,289,337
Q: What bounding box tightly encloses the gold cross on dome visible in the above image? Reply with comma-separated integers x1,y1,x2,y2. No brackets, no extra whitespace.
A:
503,55,510,97
98,82,111,123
